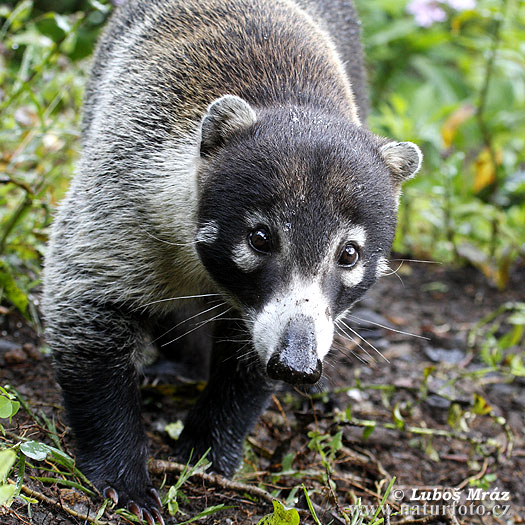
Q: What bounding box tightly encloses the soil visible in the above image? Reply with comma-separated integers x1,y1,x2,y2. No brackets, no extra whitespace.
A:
1,259,524,525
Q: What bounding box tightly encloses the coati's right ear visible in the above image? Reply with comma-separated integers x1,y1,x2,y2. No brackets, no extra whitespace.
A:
380,141,423,184
200,95,257,157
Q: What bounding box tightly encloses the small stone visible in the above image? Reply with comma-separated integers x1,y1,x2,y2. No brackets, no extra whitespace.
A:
5,348,28,364
426,394,451,409
0,340,21,352
23,343,43,360
424,347,465,364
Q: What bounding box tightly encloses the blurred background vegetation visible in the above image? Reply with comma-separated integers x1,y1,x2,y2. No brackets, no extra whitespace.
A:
0,0,524,324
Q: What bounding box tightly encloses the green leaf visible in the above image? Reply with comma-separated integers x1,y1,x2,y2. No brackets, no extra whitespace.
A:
177,504,233,524
392,403,405,430
0,396,20,419
509,354,525,377
0,449,17,481
281,452,295,472
472,394,492,415
0,484,17,507
35,13,67,43
0,0,33,38
258,500,300,525
165,420,184,440
301,486,321,525
498,324,523,349
88,0,111,14
20,441,49,461
366,19,416,47
329,430,343,454
508,309,525,325
362,423,376,440
0,260,28,314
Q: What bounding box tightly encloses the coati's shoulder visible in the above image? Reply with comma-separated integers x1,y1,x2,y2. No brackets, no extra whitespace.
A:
82,0,363,144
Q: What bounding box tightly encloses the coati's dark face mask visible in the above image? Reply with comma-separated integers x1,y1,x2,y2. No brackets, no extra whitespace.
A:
194,96,422,385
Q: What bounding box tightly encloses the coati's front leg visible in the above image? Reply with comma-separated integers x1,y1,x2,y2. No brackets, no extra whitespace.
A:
176,318,273,475
47,301,164,524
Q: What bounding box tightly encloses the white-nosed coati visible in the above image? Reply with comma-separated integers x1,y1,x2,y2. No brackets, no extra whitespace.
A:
43,0,422,522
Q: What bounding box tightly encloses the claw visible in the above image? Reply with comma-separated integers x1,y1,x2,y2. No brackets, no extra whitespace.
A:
128,501,143,521
143,508,155,525
148,487,163,509
152,507,165,525
103,487,119,505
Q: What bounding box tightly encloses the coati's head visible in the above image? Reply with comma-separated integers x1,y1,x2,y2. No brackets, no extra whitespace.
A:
195,95,422,385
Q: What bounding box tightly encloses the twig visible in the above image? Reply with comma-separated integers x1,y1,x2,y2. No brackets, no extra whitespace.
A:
272,394,290,432
1,506,32,525
325,466,351,524
7,479,108,524
336,418,503,450
455,457,489,490
149,459,276,505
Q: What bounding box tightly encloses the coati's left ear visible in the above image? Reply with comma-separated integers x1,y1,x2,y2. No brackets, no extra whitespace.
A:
200,95,257,157
380,141,423,183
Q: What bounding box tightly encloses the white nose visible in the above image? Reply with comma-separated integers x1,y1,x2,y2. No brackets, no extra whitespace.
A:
251,277,335,369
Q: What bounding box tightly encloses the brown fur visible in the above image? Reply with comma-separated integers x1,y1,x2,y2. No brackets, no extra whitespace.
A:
82,0,363,145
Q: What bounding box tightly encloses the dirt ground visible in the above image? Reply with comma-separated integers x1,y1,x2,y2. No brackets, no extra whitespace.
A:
1,258,524,524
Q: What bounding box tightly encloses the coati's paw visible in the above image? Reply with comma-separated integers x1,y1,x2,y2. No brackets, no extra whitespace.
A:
103,484,164,525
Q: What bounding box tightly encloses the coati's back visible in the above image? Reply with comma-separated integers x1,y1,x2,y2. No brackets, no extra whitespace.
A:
82,0,365,144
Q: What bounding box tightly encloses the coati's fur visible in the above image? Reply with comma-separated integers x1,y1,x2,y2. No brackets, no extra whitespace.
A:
43,0,422,521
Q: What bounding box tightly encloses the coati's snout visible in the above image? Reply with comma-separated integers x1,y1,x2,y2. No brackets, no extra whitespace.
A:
267,316,322,384
250,281,335,385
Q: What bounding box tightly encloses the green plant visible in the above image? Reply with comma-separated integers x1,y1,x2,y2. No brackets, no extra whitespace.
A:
164,451,232,524
356,0,525,287
258,500,301,525
468,302,525,374
0,386,99,516
0,0,110,321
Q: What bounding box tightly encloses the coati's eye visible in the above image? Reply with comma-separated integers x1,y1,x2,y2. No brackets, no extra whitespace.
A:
338,243,359,267
248,228,271,254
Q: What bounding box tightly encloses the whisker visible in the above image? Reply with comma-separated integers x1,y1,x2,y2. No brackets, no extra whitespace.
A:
134,293,222,311
216,317,255,325
217,339,252,344
152,301,227,343
338,320,389,363
161,308,232,346
383,260,405,286
237,349,257,361
332,340,368,365
347,314,429,341
145,230,198,247
335,323,375,363
384,260,404,276
224,345,257,364
390,258,441,264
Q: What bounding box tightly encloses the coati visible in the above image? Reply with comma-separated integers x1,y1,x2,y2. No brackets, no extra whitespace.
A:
43,0,422,522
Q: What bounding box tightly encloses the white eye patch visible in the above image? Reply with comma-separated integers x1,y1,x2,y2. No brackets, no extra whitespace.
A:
232,240,262,273
340,264,365,288
375,256,390,278
195,221,219,245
